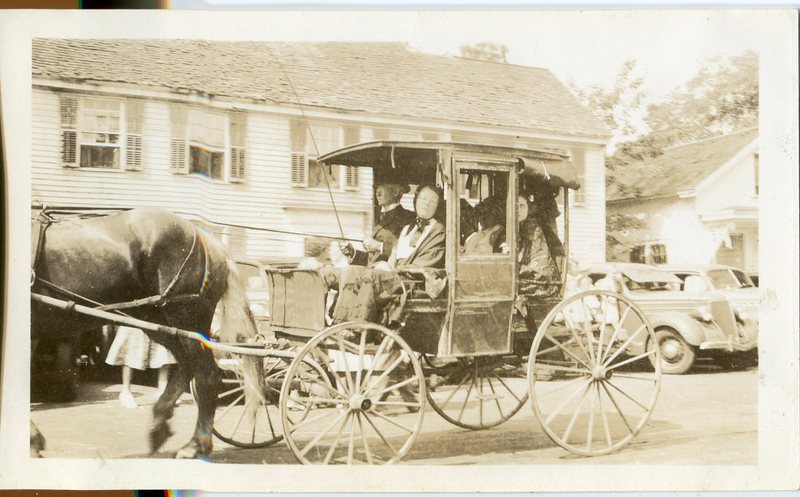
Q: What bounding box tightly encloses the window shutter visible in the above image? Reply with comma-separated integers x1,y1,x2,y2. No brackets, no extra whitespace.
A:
230,112,247,182
125,99,144,171
290,120,307,186
170,104,189,174
59,94,78,168
343,126,360,190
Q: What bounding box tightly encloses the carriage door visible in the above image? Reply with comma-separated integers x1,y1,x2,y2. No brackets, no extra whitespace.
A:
447,160,517,356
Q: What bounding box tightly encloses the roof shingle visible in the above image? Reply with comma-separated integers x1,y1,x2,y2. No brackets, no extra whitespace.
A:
608,128,758,201
32,39,609,139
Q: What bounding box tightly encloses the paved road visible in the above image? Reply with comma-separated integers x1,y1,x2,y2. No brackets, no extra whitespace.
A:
31,360,756,465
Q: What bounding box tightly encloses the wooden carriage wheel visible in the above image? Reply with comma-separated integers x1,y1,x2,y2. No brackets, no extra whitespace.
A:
528,289,662,456
279,322,426,465
425,355,529,430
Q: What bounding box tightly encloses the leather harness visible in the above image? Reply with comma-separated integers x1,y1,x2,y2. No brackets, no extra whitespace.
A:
31,207,210,314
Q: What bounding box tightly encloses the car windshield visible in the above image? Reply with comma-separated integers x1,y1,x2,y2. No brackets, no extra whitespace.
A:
620,268,681,292
708,269,754,289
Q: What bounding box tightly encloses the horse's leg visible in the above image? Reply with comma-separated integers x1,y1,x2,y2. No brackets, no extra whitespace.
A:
30,420,46,457
175,346,218,459
149,346,193,454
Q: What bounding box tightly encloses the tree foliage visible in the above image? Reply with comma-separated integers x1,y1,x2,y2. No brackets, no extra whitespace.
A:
459,42,509,63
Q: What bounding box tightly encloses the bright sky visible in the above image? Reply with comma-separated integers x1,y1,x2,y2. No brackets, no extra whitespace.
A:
169,4,765,101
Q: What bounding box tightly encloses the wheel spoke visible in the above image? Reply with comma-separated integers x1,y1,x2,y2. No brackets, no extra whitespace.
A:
355,329,367,393
457,374,476,423
585,380,597,452
322,411,350,465
216,393,245,420
368,375,418,400
218,385,245,399
361,354,405,397
539,334,593,371
603,324,647,368
374,400,421,408
597,382,613,447
532,362,593,376
600,305,632,364
607,348,657,371
561,381,592,443
490,372,524,403
336,334,355,395
358,336,395,395
596,295,609,361
227,403,250,441
347,411,357,465
612,373,658,382
485,375,505,420
299,409,351,457
357,413,374,464
605,379,649,411
287,409,339,434
362,411,398,457
579,298,599,365
600,381,634,434
438,369,473,408
562,312,594,365
544,378,591,426
368,409,415,434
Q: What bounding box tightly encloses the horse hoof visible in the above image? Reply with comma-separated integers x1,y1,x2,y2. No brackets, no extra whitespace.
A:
149,423,174,454
176,446,210,460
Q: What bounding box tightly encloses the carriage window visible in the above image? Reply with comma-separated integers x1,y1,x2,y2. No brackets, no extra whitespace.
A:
457,168,512,257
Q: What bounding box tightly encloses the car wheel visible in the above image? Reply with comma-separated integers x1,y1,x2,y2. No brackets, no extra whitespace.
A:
648,328,695,375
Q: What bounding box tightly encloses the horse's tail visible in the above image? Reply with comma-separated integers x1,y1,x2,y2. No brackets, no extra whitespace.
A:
212,245,265,412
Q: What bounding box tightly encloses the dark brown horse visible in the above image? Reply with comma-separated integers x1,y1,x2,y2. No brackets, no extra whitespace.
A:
31,207,260,459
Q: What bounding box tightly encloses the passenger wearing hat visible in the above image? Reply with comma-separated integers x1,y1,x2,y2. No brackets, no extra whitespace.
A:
342,182,416,266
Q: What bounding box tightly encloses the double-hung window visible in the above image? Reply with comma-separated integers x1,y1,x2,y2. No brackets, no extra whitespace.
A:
170,104,247,182
59,94,143,170
291,121,359,189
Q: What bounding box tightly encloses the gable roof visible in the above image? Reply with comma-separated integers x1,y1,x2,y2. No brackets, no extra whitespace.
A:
32,39,609,139
608,128,759,201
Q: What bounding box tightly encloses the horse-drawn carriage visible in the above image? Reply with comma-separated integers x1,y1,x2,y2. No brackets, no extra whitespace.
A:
31,141,662,464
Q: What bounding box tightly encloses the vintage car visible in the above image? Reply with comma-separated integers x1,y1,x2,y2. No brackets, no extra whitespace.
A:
588,262,758,374
660,263,759,326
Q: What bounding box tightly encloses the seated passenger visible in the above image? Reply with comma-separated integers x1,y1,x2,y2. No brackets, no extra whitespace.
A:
383,183,446,270
464,195,505,254
530,183,565,271
341,182,416,267
459,198,477,245
517,195,559,280
331,184,446,324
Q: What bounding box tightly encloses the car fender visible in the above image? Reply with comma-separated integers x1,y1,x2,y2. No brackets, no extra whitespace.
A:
645,312,708,347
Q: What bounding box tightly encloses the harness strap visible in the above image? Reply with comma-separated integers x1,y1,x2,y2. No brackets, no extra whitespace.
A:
36,224,209,314
31,208,54,286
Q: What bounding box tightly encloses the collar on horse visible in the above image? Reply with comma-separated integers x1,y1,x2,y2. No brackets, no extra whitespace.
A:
31,207,210,312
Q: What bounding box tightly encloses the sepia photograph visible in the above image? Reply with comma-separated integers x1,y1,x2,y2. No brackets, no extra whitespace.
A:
1,8,798,492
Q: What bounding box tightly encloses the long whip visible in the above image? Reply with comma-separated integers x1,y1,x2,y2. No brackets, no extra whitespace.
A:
263,44,347,241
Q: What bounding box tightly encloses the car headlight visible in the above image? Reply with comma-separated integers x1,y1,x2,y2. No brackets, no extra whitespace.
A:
733,305,748,322
694,305,714,323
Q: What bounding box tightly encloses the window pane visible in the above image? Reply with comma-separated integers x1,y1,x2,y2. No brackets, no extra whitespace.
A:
80,146,119,168
189,109,225,148
307,159,339,188
307,125,341,155
190,145,224,179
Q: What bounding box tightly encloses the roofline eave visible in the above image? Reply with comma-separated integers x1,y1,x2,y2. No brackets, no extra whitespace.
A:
33,77,610,146
607,192,680,204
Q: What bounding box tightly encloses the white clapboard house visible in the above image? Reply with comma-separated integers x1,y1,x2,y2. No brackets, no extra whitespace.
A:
32,39,610,262
607,128,759,277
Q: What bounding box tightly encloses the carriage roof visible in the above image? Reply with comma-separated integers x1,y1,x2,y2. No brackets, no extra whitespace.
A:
318,141,581,190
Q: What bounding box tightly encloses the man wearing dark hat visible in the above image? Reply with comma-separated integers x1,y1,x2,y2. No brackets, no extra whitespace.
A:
343,182,415,266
